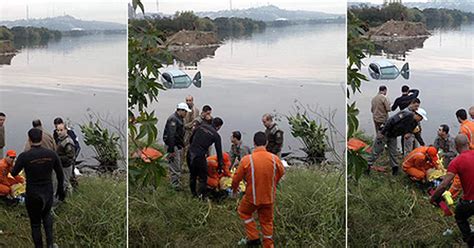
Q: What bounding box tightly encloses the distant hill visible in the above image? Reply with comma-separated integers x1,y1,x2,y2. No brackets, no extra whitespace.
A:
196,5,343,22
349,1,474,13
0,15,126,31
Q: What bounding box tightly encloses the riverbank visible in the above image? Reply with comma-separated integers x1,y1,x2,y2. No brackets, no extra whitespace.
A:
129,167,345,247
0,175,126,247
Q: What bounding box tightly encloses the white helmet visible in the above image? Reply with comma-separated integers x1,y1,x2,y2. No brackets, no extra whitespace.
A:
177,102,191,112
415,108,428,121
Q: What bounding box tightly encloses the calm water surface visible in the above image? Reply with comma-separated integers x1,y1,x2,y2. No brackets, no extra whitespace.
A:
155,24,346,156
0,34,127,163
355,24,474,143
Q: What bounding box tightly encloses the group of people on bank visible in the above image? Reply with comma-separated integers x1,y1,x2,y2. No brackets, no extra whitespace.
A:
369,85,474,246
161,95,286,247
0,112,81,248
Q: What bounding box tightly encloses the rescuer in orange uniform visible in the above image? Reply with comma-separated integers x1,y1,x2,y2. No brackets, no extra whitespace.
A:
232,131,285,247
456,108,474,150
207,152,231,189
402,146,439,181
448,109,474,199
0,150,24,196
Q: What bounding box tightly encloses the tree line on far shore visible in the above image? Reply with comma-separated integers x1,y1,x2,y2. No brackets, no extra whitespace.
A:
129,11,266,38
350,3,474,28
0,26,62,46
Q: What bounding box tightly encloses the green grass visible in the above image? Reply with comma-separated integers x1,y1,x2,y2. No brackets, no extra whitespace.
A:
0,176,126,247
348,170,465,247
129,167,345,247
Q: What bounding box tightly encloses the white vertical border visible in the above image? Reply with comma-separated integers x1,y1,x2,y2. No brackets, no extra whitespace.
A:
344,1,348,247
125,1,129,248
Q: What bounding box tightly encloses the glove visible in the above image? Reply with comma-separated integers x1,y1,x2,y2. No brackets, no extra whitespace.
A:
56,188,66,202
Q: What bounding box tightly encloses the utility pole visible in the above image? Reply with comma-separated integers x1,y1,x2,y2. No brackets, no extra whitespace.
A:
156,0,159,13
26,5,29,20
230,0,233,10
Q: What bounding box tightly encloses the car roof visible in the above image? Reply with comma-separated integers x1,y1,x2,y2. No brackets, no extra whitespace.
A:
164,69,188,77
373,60,396,68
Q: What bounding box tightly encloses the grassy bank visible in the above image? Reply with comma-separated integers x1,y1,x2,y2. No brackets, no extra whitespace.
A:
129,167,345,247
0,176,126,247
348,170,464,247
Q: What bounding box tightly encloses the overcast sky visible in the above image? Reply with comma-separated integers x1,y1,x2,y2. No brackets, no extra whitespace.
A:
140,0,346,15
348,0,429,2
0,0,128,24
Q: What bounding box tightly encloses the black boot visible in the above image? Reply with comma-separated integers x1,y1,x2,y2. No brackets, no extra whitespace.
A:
392,166,399,176
246,239,262,246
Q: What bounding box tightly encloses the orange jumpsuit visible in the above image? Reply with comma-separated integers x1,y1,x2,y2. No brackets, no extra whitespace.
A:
459,120,474,150
0,158,24,196
207,153,231,189
232,147,285,248
402,147,437,181
449,121,474,197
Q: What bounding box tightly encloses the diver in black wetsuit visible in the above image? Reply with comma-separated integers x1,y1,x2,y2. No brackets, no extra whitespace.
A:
11,128,65,248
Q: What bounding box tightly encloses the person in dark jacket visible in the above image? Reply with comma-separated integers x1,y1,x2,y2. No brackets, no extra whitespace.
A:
56,124,76,194
188,117,224,199
11,128,65,248
368,107,427,175
262,114,284,157
53,117,80,157
391,85,419,111
403,98,425,155
163,103,191,190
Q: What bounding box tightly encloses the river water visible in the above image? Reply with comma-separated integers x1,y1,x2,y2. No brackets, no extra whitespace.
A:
0,34,127,164
154,24,346,158
355,24,474,144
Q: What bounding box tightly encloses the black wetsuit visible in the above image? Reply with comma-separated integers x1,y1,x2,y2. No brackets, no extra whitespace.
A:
188,123,223,197
11,145,64,248
391,89,420,111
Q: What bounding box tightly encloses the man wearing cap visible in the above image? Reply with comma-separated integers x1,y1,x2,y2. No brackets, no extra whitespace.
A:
402,146,440,182
163,103,190,190
367,106,427,175
0,112,6,159
431,134,474,247
0,150,24,196
456,109,474,150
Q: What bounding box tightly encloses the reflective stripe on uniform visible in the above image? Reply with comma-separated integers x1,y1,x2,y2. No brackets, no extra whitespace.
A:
263,235,273,239
404,152,424,163
250,155,257,205
244,218,254,224
271,155,276,203
462,125,474,146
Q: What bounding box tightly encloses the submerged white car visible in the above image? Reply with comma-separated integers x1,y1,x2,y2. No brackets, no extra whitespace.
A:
368,60,409,80
159,69,202,89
